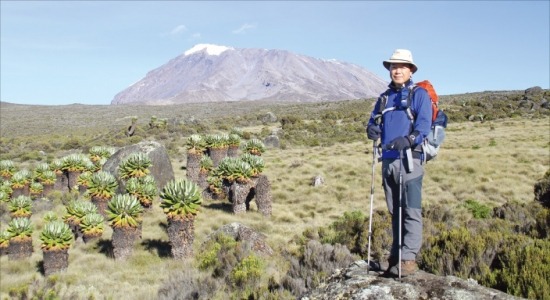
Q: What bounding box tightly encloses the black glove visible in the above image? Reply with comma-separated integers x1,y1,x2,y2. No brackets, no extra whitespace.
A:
388,136,412,151
366,124,382,141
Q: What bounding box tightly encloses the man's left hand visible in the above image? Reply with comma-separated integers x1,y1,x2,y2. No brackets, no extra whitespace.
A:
388,136,412,151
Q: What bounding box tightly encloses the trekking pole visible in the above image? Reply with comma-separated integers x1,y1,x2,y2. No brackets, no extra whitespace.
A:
366,140,377,274
398,149,404,279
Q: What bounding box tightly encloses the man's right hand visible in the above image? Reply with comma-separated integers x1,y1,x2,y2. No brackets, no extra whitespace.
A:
366,124,381,141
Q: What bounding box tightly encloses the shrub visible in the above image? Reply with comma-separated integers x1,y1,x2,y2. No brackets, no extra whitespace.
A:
534,168,550,208
230,254,264,298
319,210,366,254
494,238,550,300
282,239,355,297
464,199,491,219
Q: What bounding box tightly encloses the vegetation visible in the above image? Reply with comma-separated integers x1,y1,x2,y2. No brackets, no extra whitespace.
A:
0,159,16,179
78,212,105,240
8,195,33,218
242,138,266,156
106,194,144,228
186,134,206,154
125,176,158,208
7,217,33,240
0,230,10,253
37,170,57,186
215,157,253,183
39,221,73,251
61,153,90,173
63,199,98,229
160,179,203,258
10,169,31,189
0,88,548,299
160,179,202,220
118,152,152,179
87,171,118,200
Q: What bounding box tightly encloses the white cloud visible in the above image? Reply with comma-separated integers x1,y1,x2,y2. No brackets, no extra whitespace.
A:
232,23,256,34
170,25,187,36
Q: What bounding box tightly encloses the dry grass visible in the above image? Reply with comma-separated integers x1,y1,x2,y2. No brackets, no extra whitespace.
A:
0,100,548,299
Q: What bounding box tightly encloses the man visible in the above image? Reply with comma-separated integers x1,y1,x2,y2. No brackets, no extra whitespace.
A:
366,49,432,276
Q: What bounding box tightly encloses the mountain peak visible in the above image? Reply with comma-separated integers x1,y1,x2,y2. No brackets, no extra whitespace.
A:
112,46,388,105
184,44,233,56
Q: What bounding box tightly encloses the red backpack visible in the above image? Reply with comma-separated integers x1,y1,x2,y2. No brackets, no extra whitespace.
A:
416,80,439,122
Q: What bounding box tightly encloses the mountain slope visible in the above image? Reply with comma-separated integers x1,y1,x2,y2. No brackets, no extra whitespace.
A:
111,44,388,105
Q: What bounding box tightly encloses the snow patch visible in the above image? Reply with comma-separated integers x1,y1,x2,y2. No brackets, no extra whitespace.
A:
184,44,233,56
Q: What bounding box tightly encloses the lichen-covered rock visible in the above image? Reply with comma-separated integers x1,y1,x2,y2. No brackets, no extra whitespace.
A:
301,260,525,300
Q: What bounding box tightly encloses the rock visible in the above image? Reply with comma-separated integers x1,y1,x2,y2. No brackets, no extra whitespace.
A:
203,222,273,256
302,260,525,300
102,140,175,193
260,112,278,123
525,86,543,95
312,175,324,187
541,98,549,109
264,134,280,148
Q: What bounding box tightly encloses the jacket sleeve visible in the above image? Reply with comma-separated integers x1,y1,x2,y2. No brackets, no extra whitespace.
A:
410,88,432,145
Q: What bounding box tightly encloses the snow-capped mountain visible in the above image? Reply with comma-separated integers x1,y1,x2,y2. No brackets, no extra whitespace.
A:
111,44,388,105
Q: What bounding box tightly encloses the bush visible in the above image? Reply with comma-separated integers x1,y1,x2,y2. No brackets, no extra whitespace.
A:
162,232,282,299
420,200,550,299
534,168,550,208
282,239,356,297
464,199,492,219
494,238,550,300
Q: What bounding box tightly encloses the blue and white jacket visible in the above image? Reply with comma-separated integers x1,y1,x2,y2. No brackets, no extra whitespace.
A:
368,80,432,159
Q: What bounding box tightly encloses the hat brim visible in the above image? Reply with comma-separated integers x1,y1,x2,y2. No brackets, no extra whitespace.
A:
383,60,418,73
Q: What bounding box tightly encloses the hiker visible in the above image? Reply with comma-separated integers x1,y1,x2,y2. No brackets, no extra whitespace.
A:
366,49,432,277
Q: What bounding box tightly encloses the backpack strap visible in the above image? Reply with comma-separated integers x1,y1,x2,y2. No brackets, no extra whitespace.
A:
374,89,390,125
377,84,421,135
405,84,420,122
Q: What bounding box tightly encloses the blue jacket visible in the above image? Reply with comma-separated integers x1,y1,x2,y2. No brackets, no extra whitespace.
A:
368,80,432,159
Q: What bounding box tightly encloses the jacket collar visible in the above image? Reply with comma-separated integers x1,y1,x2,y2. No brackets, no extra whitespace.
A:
388,79,414,91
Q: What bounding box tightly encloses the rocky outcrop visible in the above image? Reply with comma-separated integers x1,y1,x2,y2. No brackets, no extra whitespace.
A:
302,260,525,300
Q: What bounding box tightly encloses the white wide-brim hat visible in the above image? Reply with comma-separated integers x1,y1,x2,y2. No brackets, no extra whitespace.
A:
383,49,418,73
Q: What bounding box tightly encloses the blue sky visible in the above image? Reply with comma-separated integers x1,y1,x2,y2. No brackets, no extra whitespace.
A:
1,1,548,105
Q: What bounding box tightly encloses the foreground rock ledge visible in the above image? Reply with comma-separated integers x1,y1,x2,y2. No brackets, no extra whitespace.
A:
301,260,524,300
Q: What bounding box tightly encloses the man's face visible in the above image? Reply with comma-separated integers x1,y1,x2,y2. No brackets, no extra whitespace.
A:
390,63,412,85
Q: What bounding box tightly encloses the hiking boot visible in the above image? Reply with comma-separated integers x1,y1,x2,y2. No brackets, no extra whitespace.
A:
388,260,418,277
386,256,398,271
379,256,398,275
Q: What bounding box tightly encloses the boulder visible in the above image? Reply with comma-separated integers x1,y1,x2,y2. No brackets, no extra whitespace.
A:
102,140,175,193
525,86,543,95
312,175,324,187
203,222,273,256
264,135,280,148
260,112,277,123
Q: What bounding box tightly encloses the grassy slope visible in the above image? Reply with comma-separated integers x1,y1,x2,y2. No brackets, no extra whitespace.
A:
0,99,548,299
